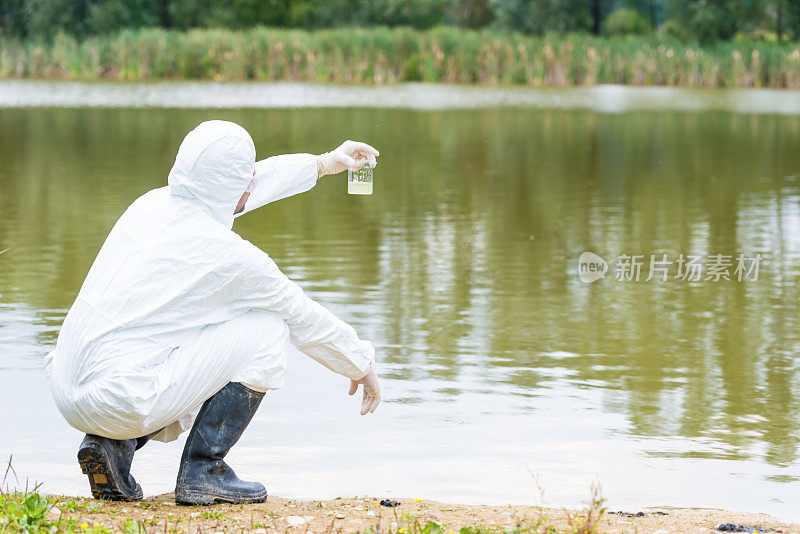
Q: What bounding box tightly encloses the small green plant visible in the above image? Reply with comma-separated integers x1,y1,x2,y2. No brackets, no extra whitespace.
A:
0,491,54,532
0,456,55,533
57,498,104,515
119,517,143,534
56,499,85,513
62,521,112,534
393,519,446,534
60,515,81,531
198,509,225,520
563,482,606,534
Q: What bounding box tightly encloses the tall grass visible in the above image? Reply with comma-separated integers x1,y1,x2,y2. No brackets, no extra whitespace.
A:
2,26,800,88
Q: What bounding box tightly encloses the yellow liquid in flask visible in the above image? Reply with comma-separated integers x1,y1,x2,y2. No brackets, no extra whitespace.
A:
348,181,373,195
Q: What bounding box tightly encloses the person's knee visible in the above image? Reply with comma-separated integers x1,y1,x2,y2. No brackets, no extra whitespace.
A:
231,354,286,391
223,310,289,391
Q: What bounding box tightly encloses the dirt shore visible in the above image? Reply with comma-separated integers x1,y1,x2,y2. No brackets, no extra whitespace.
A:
45,494,799,533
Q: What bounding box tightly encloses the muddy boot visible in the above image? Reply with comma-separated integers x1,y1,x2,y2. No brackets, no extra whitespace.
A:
174,382,267,505
77,435,143,501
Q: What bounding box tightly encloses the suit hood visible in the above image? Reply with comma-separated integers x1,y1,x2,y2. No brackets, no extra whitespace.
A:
168,120,256,229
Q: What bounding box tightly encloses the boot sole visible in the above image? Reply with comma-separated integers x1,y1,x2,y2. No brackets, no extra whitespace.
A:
78,442,143,501
175,488,268,506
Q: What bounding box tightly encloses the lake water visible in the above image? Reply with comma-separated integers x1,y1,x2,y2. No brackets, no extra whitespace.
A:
1,82,800,521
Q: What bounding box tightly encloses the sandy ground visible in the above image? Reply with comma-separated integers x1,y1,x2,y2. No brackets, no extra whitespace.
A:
45,494,800,533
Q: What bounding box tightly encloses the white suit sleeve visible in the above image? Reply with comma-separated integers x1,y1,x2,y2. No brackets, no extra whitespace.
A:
235,153,319,217
234,243,375,380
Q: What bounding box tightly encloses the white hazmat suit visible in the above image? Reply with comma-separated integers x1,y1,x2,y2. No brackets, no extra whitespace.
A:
45,121,376,443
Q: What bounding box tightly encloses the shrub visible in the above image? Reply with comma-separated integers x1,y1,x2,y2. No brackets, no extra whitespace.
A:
603,8,651,37
658,19,691,41
3,27,800,88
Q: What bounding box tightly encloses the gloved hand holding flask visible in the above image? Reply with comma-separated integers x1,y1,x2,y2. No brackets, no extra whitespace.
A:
316,140,379,176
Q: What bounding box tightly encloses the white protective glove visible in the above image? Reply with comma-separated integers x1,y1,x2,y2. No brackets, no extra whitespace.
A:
316,140,379,177
348,368,381,415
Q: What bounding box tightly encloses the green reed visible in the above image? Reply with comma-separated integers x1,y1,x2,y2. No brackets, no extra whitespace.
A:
2,26,800,88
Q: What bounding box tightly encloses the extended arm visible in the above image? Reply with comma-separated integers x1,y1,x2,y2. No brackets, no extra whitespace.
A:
234,242,375,380
235,141,380,217
235,153,318,217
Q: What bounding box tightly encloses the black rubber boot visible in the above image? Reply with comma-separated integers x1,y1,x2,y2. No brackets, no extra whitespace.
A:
174,382,267,505
77,435,143,501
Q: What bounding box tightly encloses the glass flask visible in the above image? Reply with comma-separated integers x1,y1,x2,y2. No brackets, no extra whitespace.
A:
348,163,373,195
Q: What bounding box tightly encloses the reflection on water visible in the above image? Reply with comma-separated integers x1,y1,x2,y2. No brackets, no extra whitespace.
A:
1,105,800,519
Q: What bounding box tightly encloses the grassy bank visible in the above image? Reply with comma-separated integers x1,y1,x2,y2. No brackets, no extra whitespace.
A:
2,490,798,534
2,27,800,88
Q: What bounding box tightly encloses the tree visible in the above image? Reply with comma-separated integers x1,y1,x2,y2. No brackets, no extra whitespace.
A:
603,7,651,34
767,0,800,39
788,0,800,38
0,0,29,37
452,0,494,28
489,0,592,34
687,0,739,43
25,0,89,39
622,0,663,28
368,0,449,28
87,0,158,34
591,0,602,34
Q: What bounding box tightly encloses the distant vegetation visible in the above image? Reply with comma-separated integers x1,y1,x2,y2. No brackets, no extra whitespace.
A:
1,26,800,88
1,0,799,88
1,0,800,44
